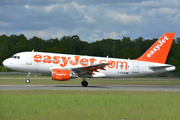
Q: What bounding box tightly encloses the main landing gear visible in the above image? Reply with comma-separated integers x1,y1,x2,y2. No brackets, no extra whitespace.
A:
25,72,31,84
81,77,88,87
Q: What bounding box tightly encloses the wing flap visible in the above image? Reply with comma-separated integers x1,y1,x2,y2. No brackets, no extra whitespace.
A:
72,63,109,70
71,63,109,77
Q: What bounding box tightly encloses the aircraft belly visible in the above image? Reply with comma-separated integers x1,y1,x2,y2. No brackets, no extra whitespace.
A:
102,68,131,78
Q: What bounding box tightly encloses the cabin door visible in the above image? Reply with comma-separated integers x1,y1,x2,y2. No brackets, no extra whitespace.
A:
133,62,139,73
26,53,33,65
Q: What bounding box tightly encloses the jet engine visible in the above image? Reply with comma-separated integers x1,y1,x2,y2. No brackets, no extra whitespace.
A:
52,69,78,81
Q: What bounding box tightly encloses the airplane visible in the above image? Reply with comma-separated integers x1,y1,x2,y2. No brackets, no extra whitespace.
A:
2,33,176,87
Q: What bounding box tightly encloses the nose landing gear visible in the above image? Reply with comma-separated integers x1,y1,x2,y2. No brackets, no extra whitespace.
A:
25,72,31,83
25,79,30,83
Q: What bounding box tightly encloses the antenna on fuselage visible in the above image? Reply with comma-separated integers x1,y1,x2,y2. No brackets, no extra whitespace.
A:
32,49,34,52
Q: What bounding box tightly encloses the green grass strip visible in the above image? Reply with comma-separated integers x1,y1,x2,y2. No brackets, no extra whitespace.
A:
0,90,180,120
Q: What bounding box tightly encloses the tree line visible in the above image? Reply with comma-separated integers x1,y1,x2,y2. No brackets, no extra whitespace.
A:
0,34,180,75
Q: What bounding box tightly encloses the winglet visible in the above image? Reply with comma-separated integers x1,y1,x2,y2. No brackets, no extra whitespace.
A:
135,33,175,64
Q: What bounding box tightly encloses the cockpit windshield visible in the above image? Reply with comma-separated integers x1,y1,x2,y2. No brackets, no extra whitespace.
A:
11,56,20,59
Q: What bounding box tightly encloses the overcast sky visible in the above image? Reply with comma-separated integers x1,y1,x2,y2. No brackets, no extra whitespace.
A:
0,0,180,42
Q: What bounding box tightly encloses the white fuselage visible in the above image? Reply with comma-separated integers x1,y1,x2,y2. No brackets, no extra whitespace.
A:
3,52,175,78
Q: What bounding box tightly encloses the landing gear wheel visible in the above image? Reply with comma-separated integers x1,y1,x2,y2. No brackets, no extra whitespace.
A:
25,72,31,84
81,81,88,87
25,79,30,83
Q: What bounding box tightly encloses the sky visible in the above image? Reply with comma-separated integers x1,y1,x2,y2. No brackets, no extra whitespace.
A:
0,0,180,42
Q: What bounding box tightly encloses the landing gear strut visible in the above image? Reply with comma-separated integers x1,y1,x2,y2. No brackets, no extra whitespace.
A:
25,72,31,83
81,77,88,87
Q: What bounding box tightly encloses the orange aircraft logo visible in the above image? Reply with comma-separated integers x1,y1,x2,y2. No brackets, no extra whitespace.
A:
147,35,169,58
33,55,128,70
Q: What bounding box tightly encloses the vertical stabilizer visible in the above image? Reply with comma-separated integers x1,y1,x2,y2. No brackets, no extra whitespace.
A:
135,33,175,64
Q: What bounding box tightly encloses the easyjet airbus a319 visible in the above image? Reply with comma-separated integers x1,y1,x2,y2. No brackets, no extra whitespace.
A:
3,33,176,87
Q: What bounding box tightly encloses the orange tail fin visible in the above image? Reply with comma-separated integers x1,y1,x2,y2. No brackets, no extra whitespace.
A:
135,33,175,64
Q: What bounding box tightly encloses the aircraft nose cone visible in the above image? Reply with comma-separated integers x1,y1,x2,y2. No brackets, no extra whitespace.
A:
3,59,10,68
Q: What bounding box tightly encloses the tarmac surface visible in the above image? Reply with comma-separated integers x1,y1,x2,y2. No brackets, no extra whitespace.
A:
0,85,180,91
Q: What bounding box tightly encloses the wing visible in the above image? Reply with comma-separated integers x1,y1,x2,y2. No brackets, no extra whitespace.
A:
71,63,109,77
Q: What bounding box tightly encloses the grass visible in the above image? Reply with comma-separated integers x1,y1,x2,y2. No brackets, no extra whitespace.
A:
0,76,180,85
0,90,180,120
1,76,180,119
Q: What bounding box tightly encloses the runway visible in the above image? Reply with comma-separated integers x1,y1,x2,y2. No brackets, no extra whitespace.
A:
0,85,180,91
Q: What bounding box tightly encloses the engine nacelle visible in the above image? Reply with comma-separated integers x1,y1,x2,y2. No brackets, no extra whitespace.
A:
52,69,78,81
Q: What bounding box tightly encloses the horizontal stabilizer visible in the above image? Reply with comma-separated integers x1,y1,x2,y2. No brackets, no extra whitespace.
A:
150,64,173,68
150,64,176,72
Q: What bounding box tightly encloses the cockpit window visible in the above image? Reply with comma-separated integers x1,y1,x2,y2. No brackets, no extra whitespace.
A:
11,56,20,59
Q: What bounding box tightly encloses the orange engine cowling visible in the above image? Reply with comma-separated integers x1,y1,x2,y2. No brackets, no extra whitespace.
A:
52,69,71,81
52,69,78,81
